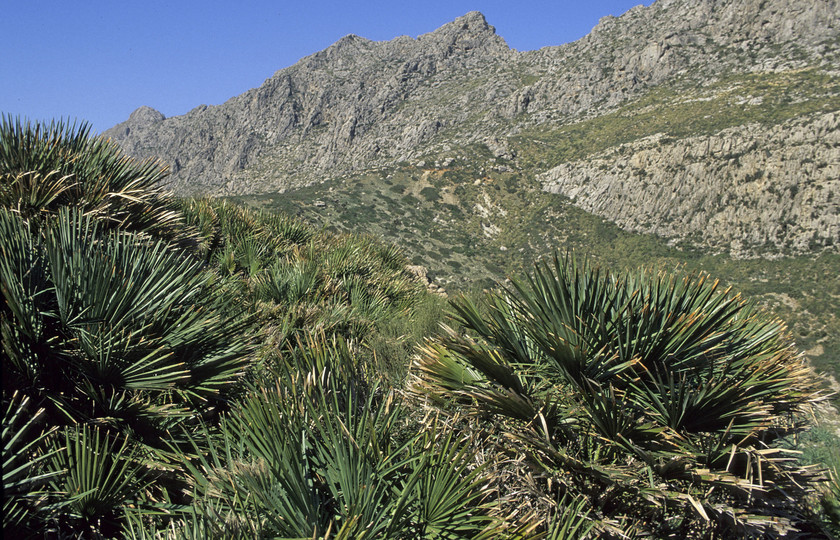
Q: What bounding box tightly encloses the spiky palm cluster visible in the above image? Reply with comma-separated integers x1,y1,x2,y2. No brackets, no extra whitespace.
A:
0,116,188,242
1,119,255,536
180,198,424,360
121,335,510,539
2,119,510,538
412,255,828,538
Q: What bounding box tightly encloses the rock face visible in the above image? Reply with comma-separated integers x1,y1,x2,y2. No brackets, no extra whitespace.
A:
540,112,840,257
106,12,515,195
104,0,840,257
513,0,839,120
406,265,447,296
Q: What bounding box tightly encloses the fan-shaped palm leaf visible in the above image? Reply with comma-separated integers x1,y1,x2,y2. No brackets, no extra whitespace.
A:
1,116,189,242
45,424,148,535
2,392,62,531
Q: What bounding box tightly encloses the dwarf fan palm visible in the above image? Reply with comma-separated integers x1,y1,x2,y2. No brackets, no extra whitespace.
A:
0,116,188,243
2,392,62,532
412,254,826,538
1,206,254,535
161,333,507,539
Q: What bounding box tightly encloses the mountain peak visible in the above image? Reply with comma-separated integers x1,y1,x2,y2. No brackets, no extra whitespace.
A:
332,33,372,48
417,11,507,54
127,106,165,125
106,106,164,138
451,11,492,32
425,11,494,38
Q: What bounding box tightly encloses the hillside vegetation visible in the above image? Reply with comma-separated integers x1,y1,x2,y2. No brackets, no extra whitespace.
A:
233,160,840,392
4,119,840,538
5,0,840,537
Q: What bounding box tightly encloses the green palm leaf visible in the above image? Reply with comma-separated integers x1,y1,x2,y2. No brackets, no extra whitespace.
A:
2,392,62,532
1,116,189,242
46,425,148,533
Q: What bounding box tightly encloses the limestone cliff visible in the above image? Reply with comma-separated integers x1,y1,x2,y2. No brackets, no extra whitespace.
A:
540,112,840,257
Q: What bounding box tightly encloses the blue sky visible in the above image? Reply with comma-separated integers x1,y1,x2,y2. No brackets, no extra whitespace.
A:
2,1,652,133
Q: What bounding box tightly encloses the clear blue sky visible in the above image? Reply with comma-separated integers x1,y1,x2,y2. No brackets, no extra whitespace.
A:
2,1,652,134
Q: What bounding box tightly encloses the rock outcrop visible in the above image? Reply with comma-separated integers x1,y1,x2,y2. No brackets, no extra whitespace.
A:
105,12,515,195
540,112,840,257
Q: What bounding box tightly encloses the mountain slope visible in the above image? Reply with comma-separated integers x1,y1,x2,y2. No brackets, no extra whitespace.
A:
540,109,840,256
105,0,839,259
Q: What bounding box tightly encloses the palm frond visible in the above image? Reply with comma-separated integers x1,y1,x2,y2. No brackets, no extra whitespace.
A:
2,392,62,532
46,424,148,534
1,115,191,242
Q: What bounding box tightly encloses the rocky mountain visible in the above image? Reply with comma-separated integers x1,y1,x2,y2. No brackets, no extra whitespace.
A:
105,0,840,258
540,111,840,256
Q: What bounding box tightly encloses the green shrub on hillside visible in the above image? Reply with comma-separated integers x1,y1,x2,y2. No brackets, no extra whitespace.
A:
1,120,255,536
3,118,497,538
180,198,424,358
413,254,828,538
0,116,188,243
135,334,510,539
420,186,441,202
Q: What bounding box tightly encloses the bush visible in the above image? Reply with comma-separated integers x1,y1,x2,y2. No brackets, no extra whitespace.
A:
419,186,440,202
412,254,827,538
1,119,254,536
